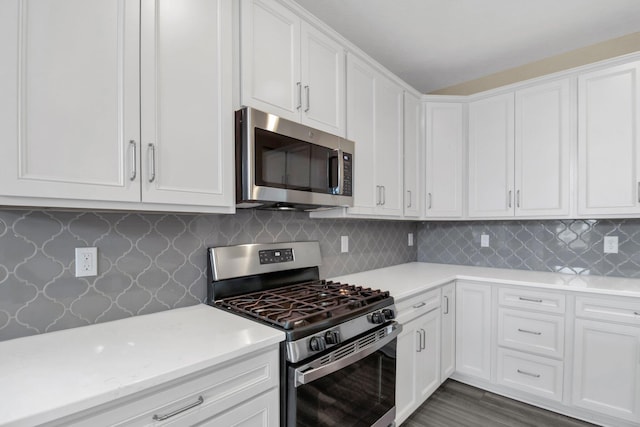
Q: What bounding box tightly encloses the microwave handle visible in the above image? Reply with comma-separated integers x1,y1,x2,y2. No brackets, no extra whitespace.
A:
330,149,344,195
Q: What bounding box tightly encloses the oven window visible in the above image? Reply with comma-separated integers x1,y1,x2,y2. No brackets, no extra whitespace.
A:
289,339,396,427
255,127,335,193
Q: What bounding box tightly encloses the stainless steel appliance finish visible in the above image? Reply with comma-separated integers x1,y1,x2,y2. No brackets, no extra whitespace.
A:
236,107,354,210
207,241,399,427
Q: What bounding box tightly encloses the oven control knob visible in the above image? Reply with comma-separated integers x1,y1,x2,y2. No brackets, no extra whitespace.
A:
325,330,340,345
370,311,385,324
382,308,395,320
309,336,326,352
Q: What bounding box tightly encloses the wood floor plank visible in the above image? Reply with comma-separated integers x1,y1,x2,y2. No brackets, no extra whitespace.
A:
402,380,599,427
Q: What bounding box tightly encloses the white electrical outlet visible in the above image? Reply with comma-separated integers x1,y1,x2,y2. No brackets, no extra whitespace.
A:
408,233,414,247
480,234,490,248
604,236,619,254
75,247,98,277
341,236,349,253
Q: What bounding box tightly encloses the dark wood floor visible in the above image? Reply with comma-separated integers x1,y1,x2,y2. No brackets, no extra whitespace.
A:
402,380,599,427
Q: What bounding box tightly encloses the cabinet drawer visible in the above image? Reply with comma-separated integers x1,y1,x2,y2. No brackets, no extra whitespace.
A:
54,348,279,427
497,348,563,402
498,287,565,314
498,309,564,358
396,288,441,324
576,295,640,325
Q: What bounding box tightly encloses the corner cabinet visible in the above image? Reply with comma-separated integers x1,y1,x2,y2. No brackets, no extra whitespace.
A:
240,0,346,136
424,101,464,218
0,0,234,213
468,79,572,218
346,53,404,217
577,61,640,216
403,91,422,218
455,281,492,381
440,282,456,381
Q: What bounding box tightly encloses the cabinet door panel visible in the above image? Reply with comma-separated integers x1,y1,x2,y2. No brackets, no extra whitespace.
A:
140,0,232,207
395,320,419,425
300,22,345,136
578,61,640,215
425,102,464,217
403,92,421,218
456,282,492,380
417,309,441,401
240,0,300,121
468,93,515,217
441,283,456,381
572,319,640,422
346,54,376,213
515,79,572,216
0,0,140,202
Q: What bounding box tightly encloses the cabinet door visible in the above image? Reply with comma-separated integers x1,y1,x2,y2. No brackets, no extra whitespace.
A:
403,92,422,218
300,22,345,136
416,308,441,402
240,0,300,121
375,75,404,216
140,0,233,208
395,318,420,425
184,388,278,427
468,93,515,217
515,79,572,217
456,282,492,380
441,283,456,382
0,0,140,202
572,319,640,422
425,102,464,217
577,61,640,215
346,54,377,214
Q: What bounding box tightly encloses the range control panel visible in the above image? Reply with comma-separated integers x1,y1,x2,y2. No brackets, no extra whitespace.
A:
259,248,294,264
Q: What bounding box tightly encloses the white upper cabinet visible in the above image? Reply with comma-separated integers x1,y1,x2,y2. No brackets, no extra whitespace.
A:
424,102,464,218
240,0,345,136
403,92,421,218
577,61,640,216
515,79,572,217
468,93,515,218
0,0,234,212
346,53,404,217
140,0,233,208
0,0,141,203
468,79,572,218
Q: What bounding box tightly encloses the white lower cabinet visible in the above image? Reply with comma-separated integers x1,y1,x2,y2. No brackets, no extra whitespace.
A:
455,281,492,380
496,348,563,402
395,289,441,425
50,348,279,427
440,282,456,381
572,296,640,423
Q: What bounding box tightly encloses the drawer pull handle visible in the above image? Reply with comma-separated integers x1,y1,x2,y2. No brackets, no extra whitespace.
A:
444,295,449,314
634,312,640,316
518,297,543,303
518,328,542,335
413,302,426,309
517,369,541,378
153,396,204,421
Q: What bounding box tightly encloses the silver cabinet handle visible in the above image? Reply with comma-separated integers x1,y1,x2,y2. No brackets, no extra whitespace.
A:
407,190,412,208
517,190,521,208
153,396,204,421
428,192,432,210
518,328,542,335
128,140,137,181
634,311,640,316
444,295,449,314
304,85,310,112
148,143,156,183
518,296,543,303
508,190,512,208
421,329,426,350
382,186,386,205
416,330,422,353
376,186,381,205
296,82,302,110
412,302,426,309
637,182,640,203
517,369,541,378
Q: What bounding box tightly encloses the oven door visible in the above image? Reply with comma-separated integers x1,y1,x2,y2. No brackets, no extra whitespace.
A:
287,322,401,427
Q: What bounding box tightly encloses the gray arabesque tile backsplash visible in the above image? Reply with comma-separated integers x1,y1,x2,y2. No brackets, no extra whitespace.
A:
0,209,415,341
3,210,640,342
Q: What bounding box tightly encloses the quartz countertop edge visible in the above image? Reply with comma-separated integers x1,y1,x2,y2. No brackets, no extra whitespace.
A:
0,304,285,427
330,262,640,301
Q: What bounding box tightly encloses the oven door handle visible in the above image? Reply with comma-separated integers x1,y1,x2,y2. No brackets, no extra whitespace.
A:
294,323,401,387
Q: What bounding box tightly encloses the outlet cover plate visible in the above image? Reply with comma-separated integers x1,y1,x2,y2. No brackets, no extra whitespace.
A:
604,236,618,254
75,247,97,277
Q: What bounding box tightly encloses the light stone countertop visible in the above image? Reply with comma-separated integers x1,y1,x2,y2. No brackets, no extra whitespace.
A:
0,304,284,427
331,262,640,302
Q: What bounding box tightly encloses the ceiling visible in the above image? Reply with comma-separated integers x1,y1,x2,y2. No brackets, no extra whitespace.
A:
293,0,640,93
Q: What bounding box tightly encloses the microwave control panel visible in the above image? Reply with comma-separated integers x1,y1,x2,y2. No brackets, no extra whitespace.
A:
343,153,352,196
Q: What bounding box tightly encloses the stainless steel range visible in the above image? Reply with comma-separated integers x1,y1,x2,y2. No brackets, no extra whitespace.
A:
207,241,400,427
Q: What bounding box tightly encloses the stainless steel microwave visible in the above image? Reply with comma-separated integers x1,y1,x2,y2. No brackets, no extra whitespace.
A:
235,107,354,211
